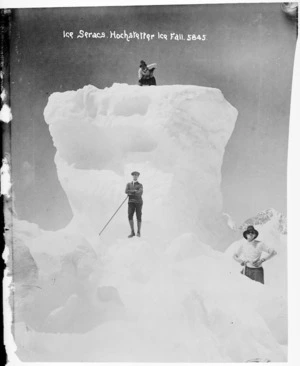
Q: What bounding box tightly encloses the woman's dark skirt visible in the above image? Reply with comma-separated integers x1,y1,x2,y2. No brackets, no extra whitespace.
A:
241,266,264,284
138,77,156,86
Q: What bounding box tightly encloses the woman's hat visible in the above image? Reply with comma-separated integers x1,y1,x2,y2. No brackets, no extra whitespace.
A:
131,171,140,176
243,225,259,240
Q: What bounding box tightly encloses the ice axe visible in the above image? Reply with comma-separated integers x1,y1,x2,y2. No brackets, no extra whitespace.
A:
98,196,128,237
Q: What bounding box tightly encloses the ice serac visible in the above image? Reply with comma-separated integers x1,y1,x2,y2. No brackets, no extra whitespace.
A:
44,83,238,246
9,85,288,362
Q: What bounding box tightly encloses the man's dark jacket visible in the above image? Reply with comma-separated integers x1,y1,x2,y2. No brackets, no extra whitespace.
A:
125,182,143,203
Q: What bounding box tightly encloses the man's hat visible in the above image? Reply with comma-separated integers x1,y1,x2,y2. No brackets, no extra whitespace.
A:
243,225,259,240
131,171,140,176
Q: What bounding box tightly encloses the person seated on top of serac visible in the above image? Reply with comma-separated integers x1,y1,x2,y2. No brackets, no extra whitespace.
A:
138,60,157,86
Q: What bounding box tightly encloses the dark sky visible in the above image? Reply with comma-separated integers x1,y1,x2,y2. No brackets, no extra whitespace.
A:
9,3,297,230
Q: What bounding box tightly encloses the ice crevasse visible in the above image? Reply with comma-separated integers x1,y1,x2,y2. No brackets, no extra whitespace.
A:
9,84,287,362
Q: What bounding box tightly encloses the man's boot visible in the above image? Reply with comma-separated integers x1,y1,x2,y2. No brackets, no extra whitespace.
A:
128,220,135,238
137,221,141,237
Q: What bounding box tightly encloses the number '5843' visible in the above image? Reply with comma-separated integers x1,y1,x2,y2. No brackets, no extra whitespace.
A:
187,34,207,41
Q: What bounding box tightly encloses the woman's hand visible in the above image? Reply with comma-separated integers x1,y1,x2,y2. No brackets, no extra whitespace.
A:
252,258,265,267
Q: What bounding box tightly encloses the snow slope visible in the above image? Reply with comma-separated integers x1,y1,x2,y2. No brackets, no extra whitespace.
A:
7,84,287,362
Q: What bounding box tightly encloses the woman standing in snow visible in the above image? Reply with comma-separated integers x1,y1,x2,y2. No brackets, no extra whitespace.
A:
233,225,277,284
138,60,157,86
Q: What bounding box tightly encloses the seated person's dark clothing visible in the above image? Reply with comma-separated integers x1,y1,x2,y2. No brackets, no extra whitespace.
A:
138,63,157,86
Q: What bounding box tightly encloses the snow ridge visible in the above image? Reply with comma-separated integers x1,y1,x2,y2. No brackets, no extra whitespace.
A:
240,208,287,234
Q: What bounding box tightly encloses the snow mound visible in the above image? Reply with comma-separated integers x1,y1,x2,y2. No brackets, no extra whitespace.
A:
12,227,286,362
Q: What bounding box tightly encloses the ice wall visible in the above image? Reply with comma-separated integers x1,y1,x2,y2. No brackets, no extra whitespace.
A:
44,83,238,245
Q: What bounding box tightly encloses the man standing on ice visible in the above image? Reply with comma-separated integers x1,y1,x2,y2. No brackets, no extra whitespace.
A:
125,171,143,238
233,225,277,284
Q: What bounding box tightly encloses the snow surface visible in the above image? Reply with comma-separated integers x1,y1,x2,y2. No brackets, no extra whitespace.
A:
7,84,287,362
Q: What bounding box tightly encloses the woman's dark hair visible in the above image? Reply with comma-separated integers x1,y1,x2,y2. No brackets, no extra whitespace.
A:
140,60,147,67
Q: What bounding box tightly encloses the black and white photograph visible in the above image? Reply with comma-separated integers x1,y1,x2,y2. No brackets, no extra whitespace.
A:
1,0,299,363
